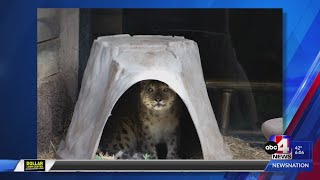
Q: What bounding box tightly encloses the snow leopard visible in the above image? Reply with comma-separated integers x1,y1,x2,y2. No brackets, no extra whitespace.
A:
97,80,182,159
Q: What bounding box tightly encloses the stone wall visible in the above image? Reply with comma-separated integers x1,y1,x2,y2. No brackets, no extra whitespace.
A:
37,8,79,155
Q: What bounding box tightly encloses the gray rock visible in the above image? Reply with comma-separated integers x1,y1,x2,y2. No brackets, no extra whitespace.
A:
261,118,283,139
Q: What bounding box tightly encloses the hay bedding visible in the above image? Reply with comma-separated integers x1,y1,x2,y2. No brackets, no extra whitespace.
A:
37,136,60,160
223,136,270,160
38,135,270,160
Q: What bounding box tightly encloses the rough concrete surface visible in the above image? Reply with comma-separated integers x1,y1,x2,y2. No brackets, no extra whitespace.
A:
59,9,79,104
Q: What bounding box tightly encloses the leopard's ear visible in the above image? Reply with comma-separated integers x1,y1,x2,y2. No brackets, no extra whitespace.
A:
139,80,151,88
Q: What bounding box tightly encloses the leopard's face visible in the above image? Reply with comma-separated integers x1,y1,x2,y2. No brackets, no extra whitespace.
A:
140,80,177,111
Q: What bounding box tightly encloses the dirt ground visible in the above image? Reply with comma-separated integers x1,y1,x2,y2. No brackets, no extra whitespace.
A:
38,135,270,160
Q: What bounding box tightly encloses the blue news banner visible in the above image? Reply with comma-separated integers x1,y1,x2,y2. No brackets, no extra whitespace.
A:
264,135,313,172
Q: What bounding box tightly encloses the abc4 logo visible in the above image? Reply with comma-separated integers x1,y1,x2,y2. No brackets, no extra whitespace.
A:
264,135,291,155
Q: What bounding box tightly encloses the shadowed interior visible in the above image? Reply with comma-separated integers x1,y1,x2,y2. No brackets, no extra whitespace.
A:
99,81,203,159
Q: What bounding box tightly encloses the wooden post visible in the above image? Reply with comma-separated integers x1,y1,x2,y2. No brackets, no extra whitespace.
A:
220,89,233,135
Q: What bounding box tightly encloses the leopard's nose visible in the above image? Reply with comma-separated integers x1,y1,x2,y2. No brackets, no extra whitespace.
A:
155,95,162,102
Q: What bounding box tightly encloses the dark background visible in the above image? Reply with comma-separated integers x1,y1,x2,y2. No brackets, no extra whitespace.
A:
80,9,282,83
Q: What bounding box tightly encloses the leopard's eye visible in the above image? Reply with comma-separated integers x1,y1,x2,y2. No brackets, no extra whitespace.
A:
163,88,168,92
148,88,153,93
